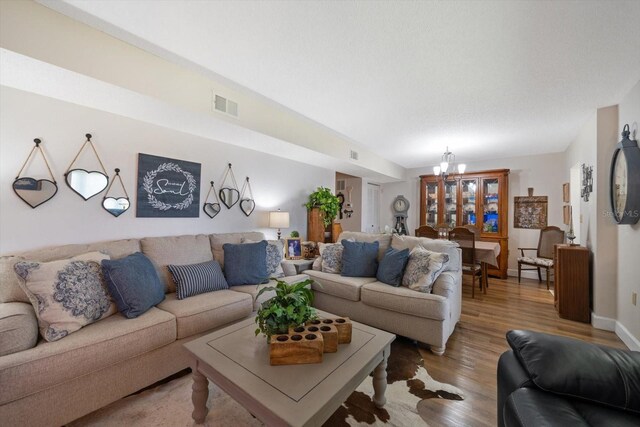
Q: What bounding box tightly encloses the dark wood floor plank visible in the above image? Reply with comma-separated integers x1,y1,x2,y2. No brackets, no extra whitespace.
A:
416,275,625,426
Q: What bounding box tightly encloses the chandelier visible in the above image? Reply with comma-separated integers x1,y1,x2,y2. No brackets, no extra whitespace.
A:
433,146,466,178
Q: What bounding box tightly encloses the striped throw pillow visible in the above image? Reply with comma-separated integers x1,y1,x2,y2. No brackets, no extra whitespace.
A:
168,260,228,300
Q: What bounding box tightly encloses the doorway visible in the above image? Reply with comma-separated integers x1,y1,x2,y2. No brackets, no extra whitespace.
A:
365,183,380,233
570,163,581,244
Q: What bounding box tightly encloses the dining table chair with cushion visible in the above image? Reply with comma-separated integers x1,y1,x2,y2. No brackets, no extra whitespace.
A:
449,227,483,298
517,226,565,290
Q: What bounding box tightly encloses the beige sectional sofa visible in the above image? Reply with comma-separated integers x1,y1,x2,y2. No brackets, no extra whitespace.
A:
306,232,462,355
0,232,306,427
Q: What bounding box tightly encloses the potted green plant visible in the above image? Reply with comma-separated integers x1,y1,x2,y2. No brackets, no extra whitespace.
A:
290,230,300,237
305,186,340,228
255,278,316,338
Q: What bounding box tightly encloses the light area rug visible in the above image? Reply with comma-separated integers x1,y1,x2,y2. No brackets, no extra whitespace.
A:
69,339,463,426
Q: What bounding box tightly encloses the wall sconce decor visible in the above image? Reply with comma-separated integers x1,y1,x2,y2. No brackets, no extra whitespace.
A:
581,164,593,202
433,146,466,180
343,186,354,218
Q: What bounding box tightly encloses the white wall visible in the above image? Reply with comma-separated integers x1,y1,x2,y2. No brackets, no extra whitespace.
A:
380,152,565,275
0,87,334,254
616,80,640,348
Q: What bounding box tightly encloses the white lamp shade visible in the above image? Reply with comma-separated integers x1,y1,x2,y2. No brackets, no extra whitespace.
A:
458,163,466,174
440,161,449,173
269,211,290,228
433,166,441,175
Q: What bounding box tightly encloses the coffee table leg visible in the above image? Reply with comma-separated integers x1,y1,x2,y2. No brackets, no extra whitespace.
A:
191,368,209,424
372,352,388,408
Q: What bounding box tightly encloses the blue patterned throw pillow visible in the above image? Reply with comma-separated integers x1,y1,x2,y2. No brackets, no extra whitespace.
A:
402,246,449,293
101,252,165,318
14,252,116,342
223,240,268,286
341,240,380,277
168,260,228,300
376,247,410,286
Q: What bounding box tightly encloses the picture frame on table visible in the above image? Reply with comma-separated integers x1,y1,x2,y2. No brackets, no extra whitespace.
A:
285,238,302,260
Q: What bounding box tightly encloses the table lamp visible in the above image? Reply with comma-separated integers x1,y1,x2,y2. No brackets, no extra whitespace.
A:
269,209,290,240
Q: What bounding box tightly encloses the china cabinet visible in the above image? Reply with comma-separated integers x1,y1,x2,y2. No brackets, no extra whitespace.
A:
419,169,510,278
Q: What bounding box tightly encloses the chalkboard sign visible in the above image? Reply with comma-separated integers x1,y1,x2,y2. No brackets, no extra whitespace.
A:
136,153,201,218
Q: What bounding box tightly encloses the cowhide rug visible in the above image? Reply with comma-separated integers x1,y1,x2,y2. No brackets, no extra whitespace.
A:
69,338,463,426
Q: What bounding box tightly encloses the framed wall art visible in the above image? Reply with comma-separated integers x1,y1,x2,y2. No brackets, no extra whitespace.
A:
136,153,201,218
514,196,548,229
562,183,570,203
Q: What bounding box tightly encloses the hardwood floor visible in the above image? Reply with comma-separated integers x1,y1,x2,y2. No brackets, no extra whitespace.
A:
416,275,626,427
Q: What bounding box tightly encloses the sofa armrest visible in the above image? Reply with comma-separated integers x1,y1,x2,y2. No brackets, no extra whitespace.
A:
506,330,640,414
0,302,38,357
432,271,458,298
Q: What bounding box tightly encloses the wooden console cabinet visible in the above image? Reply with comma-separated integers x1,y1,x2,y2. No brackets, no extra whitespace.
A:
554,244,590,323
419,169,510,278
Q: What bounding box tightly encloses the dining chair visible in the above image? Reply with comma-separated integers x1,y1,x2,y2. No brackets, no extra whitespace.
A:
462,224,481,238
449,227,482,298
415,225,439,239
517,226,565,290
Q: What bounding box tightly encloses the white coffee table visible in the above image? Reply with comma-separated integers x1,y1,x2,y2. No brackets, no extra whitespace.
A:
183,310,395,426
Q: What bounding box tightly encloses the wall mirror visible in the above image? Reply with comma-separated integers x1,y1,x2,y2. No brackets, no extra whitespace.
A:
13,138,58,209
64,133,109,201
102,168,130,217
218,163,240,209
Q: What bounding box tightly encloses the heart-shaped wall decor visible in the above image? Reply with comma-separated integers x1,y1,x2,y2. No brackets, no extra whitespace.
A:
13,177,58,209
203,202,221,219
65,169,109,200
102,197,130,217
219,188,240,209
240,198,255,217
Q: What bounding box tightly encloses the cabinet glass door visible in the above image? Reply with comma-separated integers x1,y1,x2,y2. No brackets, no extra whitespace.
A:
444,180,458,227
482,178,500,233
426,182,438,226
461,179,477,226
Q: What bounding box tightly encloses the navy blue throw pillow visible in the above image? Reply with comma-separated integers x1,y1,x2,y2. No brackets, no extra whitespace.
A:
101,252,165,318
376,247,410,286
223,240,268,286
341,239,379,277
168,260,228,300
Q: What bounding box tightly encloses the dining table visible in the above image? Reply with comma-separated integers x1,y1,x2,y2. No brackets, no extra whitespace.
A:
474,240,501,293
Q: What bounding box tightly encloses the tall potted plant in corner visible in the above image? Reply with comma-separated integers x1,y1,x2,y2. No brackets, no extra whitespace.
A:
305,186,340,243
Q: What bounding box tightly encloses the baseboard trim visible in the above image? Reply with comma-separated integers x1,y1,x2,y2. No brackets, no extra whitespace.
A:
591,312,616,331
615,321,640,351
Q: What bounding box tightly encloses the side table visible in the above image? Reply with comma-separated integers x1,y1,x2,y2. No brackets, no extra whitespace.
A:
282,258,315,276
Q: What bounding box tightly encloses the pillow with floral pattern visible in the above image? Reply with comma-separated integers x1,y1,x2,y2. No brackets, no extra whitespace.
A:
241,238,284,278
320,243,344,274
402,246,450,293
13,252,116,342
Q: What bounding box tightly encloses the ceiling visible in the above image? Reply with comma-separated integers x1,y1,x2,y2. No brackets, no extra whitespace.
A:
42,0,640,169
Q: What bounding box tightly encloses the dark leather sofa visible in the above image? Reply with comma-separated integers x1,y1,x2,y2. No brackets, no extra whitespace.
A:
497,330,640,427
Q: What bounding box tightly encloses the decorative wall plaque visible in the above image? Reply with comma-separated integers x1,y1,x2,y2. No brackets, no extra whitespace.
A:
514,196,548,229
136,153,201,218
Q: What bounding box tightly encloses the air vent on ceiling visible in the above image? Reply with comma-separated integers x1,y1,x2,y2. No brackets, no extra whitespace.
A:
350,150,359,161
212,93,239,118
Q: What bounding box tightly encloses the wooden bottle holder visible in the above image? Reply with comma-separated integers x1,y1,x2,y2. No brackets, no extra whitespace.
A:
268,317,352,366
269,330,323,366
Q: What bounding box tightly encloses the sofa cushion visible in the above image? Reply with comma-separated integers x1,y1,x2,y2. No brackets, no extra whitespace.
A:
402,246,449,293
0,307,176,406
156,290,252,339
0,302,38,357
376,247,410,286
506,329,640,414
141,235,213,293
232,274,309,311
242,238,285,278
223,241,268,286
341,240,379,277
391,235,461,272
14,252,116,342
337,232,392,261
361,282,448,321
305,270,376,302
320,243,344,274
102,253,165,319
168,260,228,300
0,239,141,304
210,232,265,269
